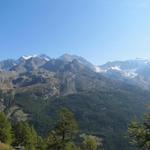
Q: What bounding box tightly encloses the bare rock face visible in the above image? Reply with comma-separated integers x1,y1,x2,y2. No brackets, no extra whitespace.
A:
6,106,28,122
0,59,16,71
0,100,6,112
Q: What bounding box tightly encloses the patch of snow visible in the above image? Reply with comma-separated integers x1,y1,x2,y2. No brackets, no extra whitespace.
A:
94,66,106,73
22,54,51,61
22,55,37,60
43,57,50,61
144,60,150,64
95,66,122,73
38,54,51,61
110,66,121,71
121,69,138,78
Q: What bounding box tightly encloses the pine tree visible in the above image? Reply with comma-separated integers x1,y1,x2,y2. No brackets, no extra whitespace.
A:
128,108,150,150
47,107,78,150
80,134,102,150
0,112,12,144
36,136,47,150
13,122,38,150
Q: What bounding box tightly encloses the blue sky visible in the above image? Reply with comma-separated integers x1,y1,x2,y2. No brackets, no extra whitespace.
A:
0,0,150,64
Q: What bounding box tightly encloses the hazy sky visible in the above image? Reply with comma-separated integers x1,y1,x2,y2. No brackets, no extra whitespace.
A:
0,0,150,64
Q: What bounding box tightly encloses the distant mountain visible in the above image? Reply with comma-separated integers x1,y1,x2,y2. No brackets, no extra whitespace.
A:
1,54,150,104
0,59,16,71
11,56,49,73
10,54,150,91
95,58,150,90
0,54,51,71
59,53,96,71
20,54,51,61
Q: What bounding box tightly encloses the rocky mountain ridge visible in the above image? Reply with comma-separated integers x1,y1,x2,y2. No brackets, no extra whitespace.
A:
1,54,150,91
96,58,150,90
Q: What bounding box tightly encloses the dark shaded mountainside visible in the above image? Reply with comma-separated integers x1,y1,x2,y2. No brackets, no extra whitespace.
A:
0,54,150,150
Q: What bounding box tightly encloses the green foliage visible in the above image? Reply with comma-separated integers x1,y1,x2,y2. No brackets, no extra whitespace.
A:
0,112,12,144
82,136,97,150
13,122,38,150
44,90,149,150
64,142,80,150
47,107,78,150
0,107,101,150
80,134,102,150
128,109,150,150
36,136,47,150
14,86,150,150
55,108,78,140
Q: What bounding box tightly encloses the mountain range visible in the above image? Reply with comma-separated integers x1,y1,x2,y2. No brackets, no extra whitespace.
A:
1,54,150,91
0,54,150,150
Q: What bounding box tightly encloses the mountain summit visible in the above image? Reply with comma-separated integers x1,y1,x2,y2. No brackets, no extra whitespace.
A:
1,54,150,90
97,59,150,90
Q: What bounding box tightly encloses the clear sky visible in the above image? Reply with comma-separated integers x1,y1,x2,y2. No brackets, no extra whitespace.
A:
0,0,150,64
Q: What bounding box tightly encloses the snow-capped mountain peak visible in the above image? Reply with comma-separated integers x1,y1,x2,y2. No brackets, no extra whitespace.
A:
94,58,150,89
22,55,37,60
38,54,51,61
21,54,51,61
